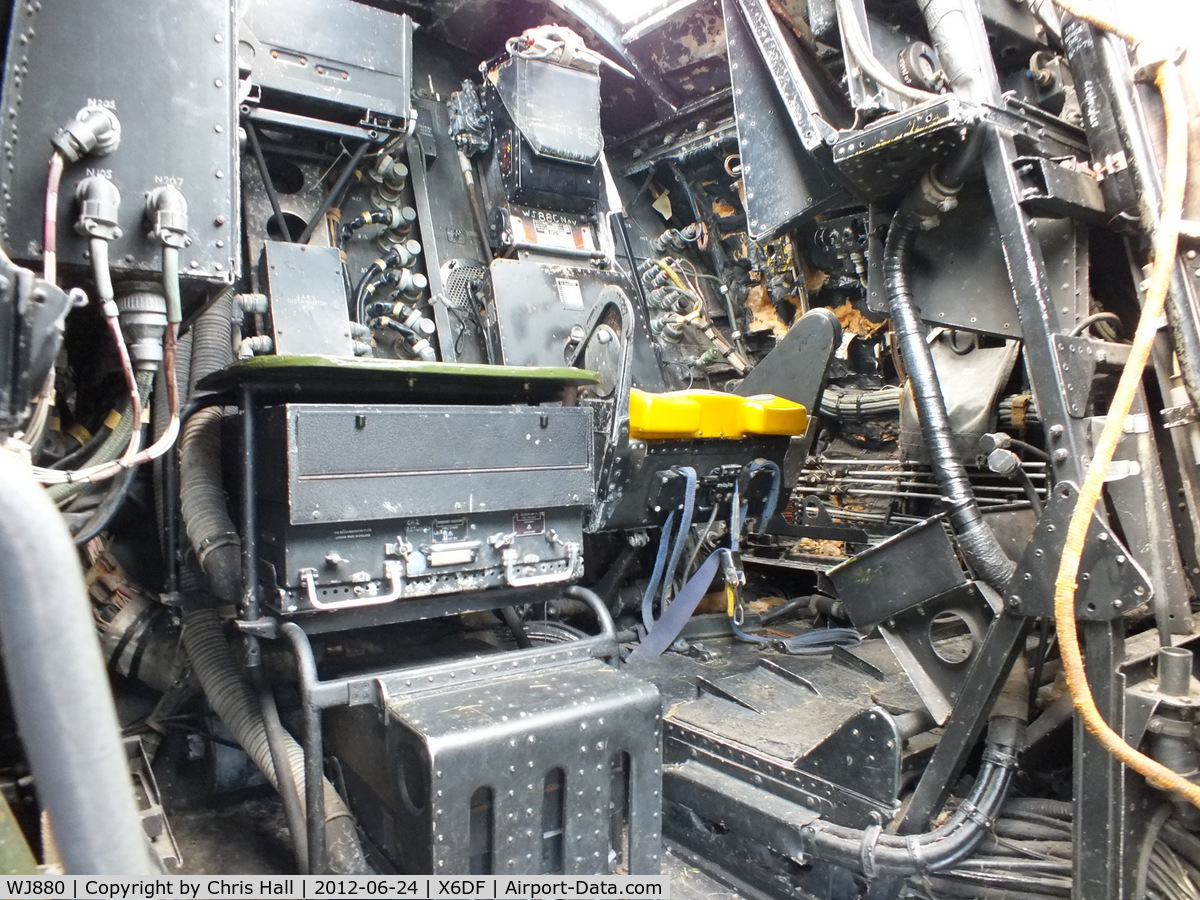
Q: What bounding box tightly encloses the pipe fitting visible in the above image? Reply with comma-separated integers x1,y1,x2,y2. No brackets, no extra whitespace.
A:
236,292,270,316
237,335,274,359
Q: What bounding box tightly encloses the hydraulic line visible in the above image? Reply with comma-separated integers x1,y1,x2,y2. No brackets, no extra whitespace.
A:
800,648,1028,880
1049,4,1200,810
251,665,309,873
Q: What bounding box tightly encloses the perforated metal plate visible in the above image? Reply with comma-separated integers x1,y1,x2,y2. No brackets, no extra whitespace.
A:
441,259,485,310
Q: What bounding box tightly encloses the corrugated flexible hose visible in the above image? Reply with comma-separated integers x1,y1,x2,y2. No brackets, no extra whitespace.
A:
181,607,369,872
884,186,1017,591
179,290,241,602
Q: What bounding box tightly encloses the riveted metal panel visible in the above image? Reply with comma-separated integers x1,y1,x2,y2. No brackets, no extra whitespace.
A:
1,0,239,283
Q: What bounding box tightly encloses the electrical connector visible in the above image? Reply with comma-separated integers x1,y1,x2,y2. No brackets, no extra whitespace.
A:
50,108,121,164
74,176,122,241
145,185,191,249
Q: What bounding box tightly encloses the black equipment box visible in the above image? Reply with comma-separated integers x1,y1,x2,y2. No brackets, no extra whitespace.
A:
239,0,413,133
255,402,594,614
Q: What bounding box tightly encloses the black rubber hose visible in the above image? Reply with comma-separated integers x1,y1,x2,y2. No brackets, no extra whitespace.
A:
179,292,241,603
760,596,815,625
501,606,533,649
563,585,619,645
804,720,1024,876
1002,798,1073,819
180,606,368,874
1012,466,1044,515
885,193,1016,590
915,0,998,104
251,665,309,873
991,819,1068,841
1008,438,1051,463
0,450,155,874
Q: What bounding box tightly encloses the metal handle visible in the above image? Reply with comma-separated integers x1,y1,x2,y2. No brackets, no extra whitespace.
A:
301,560,404,611
503,543,581,588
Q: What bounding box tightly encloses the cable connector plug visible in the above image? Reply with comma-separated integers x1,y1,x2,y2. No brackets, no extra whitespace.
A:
145,185,191,249
50,108,121,164
74,176,122,241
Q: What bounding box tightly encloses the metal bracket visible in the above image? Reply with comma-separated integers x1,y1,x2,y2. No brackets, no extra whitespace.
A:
1016,156,1106,223
1163,402,1200,428
827,515,967,631
878,581,998,724
1052,334,1133,418
1008,481,1153,619
1053,334,1098,418
234,616,279,639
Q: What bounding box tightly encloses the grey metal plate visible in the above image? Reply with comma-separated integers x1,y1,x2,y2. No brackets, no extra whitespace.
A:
261,243,353,357
1,0,239,282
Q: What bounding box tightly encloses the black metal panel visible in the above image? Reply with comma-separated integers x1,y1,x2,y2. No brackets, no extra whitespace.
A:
832,97,968,200
597,436,790,532
486,257,662,389
408,98,490,364
827,516,967,630
263,403,594,525
1009,481,1153,620
879,582,999,724
240,0,412,132
723,0,849,239
1,0,238,281
198,356,600,406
